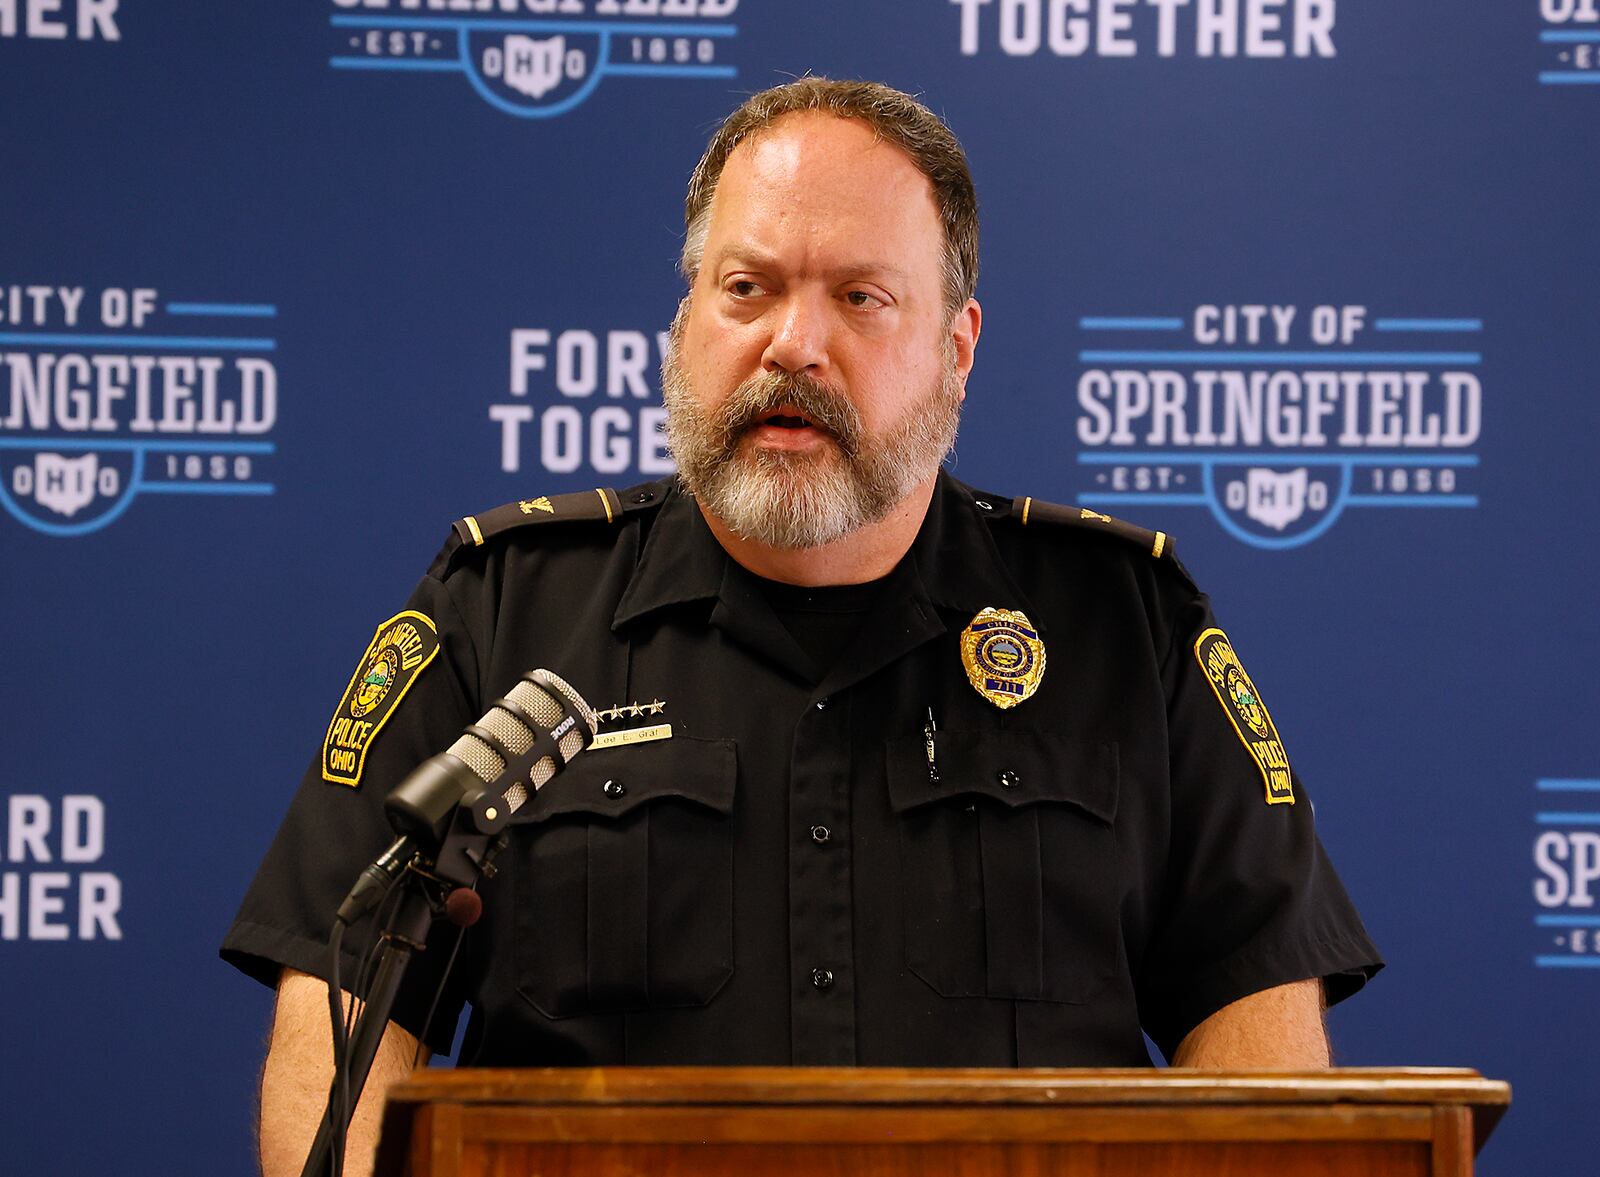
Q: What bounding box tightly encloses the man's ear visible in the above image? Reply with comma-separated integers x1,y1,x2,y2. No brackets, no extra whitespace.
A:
951,298,982,398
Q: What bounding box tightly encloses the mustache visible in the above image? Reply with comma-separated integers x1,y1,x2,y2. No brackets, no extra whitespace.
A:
715,370,862,455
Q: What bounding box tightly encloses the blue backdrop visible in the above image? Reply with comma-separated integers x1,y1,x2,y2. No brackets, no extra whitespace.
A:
3,1,1597,1171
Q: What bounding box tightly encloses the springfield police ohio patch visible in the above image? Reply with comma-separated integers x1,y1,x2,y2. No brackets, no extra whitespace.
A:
960,607,1046,709
1195,627,1294,805
322,610,440,787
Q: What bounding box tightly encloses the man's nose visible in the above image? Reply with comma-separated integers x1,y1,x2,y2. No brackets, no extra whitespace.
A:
761,293,830,375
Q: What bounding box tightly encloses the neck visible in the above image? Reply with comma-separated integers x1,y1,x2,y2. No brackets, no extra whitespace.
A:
697,473,939,587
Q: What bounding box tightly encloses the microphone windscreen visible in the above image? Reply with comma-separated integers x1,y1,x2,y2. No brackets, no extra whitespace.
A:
383,670,598,844
439,671,599,811
442,675,568,789
444,887,484,928
527,670,596,783
445,725,507,783
530,668,599,740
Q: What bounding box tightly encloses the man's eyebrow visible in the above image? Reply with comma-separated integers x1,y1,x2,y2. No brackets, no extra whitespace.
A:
832,262,910,287
707,244,780,273
708,245,910,286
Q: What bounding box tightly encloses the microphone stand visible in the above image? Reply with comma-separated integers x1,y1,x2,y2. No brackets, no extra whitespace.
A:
298,820,499,1177
299,874,435,1176
298,669,590,1176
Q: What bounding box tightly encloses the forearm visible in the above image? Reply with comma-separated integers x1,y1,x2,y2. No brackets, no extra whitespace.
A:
259,967,428,1177
1170,977,1329,1069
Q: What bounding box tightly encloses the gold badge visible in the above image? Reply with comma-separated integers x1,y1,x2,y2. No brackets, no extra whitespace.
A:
960,607,1046,709
322,610,440,787
1195,628,1294,805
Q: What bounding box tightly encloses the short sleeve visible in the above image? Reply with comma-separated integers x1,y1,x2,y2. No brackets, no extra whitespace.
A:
1134,592,1383,1061
220,571,481,1056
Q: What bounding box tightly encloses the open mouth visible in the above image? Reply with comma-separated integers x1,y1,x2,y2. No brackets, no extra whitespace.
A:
755,405,825,433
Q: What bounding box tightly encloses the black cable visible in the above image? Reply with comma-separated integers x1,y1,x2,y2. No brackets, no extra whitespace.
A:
325,920,347,1177
346,869,406,1042
412,893,474,1068
326,864,407,1177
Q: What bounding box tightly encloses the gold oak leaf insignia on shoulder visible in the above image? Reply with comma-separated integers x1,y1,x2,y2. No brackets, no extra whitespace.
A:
430,484,664,579
455,486,625,547
1001,493,1178,564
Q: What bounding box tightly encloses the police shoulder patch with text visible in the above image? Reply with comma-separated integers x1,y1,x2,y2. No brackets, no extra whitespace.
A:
322,610,440,787
1194,627,1294,805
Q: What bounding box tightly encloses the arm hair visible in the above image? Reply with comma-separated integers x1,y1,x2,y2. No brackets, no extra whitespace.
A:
257,967,429,1177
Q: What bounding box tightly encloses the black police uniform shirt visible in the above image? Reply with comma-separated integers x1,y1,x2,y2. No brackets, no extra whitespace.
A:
222,471,1382,1067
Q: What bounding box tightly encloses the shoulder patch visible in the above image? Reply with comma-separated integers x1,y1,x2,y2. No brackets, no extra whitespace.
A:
1012,495,1177,562
322,610,440,787
1194,627,1294,806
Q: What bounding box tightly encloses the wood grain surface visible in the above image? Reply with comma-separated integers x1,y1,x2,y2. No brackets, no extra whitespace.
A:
373,1067,1509,1177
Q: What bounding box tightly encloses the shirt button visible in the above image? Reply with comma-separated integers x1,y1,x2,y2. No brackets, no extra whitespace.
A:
998,770,1020,789
815,697,830,710
603,779,626,798
810,968,834,990
810,825,831,845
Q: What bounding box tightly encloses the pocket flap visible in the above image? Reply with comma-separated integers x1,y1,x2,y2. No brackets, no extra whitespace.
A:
512,735,737,823
886,731,1117,824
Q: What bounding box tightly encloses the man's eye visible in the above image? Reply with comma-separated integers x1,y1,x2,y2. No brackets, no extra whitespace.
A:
728,280,764,298
845,290,884,309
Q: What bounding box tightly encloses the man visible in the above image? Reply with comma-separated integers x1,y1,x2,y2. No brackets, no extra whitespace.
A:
225,78,1381,1176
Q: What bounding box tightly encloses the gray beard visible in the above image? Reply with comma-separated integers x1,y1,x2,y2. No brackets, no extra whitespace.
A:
660,307,962,550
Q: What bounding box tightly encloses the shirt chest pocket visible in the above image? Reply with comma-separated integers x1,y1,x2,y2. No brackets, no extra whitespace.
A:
510,736,737,1019
888,731,1121,1004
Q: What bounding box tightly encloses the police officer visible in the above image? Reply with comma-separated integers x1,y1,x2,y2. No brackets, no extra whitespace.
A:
226,79,1381,1177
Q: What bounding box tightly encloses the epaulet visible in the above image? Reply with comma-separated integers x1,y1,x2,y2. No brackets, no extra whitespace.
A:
1000,493,1180,565
428,482,663,579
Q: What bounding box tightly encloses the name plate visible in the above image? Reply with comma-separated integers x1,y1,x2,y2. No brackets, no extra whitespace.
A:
589,723,673,751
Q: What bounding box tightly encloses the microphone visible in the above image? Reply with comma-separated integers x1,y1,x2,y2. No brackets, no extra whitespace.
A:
336,669,597,924
311,670,600,1177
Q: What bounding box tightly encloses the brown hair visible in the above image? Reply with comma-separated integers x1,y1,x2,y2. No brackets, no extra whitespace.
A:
681,78,979,313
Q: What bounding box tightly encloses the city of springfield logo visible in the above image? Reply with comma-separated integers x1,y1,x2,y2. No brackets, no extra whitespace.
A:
1541,1,1600,85
1532,778,1600,970
1071,303,1482,550
327,0,740,119
0,284,278,537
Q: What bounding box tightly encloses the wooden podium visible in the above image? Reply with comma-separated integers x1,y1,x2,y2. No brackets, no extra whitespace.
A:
376,1067,1509,1177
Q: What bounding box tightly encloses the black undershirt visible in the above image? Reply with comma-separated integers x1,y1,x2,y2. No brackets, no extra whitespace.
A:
756,574,889,680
